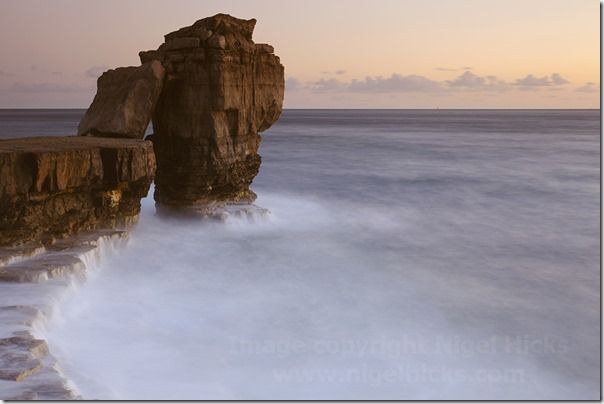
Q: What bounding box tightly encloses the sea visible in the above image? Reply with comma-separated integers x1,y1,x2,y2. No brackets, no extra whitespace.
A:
0,109,600,399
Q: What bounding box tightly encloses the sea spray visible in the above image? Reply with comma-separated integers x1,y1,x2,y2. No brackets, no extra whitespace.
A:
0,229,132,400
40,110,600,400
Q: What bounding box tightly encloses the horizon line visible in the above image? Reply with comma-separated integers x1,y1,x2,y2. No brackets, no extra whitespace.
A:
0,107,600,111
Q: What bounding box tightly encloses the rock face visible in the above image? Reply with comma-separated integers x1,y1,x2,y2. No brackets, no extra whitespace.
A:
0,137,155,246
139,14,285,206
78,61,165,139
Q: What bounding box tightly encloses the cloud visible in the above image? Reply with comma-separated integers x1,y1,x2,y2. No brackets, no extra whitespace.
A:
321,69,347,76
446,71,508,91
309,78,348,92
444,72,570,92
0,70,15,77
447,71,487,87
6,81,89,93
514,73,569,87
575,82,598,93
285,77,300,91
296,71,576,96
550,73,569,85
348,74,443,93
85,65,108,78
435,66,472,72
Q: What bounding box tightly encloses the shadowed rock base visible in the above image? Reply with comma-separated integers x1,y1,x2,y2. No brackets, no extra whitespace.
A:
155,202,270,222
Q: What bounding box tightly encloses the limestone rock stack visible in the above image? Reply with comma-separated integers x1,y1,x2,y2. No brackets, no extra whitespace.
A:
139,14,285,207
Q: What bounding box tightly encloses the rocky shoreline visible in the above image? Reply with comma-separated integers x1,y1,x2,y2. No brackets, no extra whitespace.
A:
0,13,284,399
0,229,129,399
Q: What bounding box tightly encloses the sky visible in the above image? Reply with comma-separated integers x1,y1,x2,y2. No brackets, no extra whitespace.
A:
0,0,599,108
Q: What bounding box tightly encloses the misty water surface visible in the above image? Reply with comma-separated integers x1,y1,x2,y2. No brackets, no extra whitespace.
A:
2,109,598,399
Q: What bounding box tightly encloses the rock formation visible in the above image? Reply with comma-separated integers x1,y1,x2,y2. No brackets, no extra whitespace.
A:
75,14,284,213
0,13,284,400
78,61,165,139
139,14,285,208
0,137,155,246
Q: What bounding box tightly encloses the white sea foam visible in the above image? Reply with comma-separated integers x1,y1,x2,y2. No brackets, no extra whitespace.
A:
41,189,598,399
39,110,600,400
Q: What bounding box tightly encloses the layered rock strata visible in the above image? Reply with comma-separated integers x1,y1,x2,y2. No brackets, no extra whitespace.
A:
0,137,155,246
139,13,285,207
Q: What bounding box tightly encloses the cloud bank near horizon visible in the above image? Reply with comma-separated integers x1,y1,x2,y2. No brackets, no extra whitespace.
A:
0,69,597,109
292,71,585,95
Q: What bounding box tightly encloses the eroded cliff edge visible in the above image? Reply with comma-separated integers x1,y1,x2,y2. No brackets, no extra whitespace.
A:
0,137,155,246
0,13,282,398
0,137,153,399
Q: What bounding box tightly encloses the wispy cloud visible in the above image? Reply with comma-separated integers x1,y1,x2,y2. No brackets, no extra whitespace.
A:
289,71,577,95
435,66,472,72
285,77,300,91
349,74,443,93
514,73,569,88
446,71,508,91
575,82,598,93
308,78,348,92
308,74,443,93
321,69,347,76
6,82,90,93
0,70,15,77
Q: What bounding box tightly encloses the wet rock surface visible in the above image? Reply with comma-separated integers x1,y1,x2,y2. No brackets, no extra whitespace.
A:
0,136,154,246
0,334,48,381
140,13,285,207
0,230,127,399
0,255,86,283
156,202,270,222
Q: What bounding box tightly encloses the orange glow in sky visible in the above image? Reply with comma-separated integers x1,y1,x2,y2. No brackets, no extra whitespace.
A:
0,0,599,108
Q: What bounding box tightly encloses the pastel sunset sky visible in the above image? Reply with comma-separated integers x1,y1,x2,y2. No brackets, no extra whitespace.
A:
0,0,599,108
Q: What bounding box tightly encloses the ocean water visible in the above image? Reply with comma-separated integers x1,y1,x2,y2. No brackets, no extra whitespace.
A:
0,109,600,399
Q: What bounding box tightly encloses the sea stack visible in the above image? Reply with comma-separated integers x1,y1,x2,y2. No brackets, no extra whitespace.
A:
139,14,285,211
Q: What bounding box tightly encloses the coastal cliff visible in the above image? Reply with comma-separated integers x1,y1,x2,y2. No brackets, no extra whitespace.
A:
0,137,155,246
0,12,284,400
